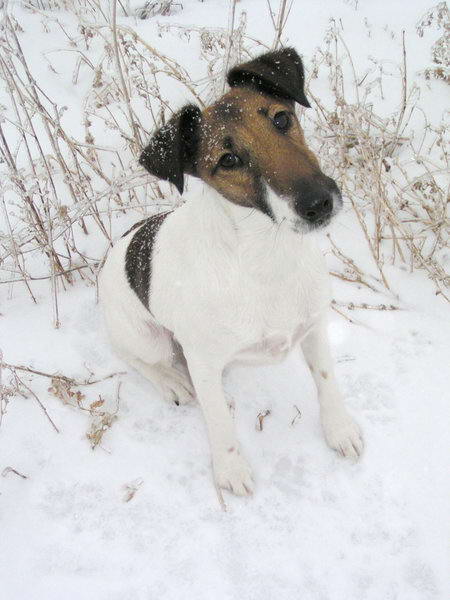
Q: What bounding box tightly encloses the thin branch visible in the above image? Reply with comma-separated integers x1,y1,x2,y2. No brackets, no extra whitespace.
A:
2,362,125,387
15,373,60,433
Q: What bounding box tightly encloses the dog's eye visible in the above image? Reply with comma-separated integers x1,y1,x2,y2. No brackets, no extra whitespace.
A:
273,111,291,132
219,153,241,169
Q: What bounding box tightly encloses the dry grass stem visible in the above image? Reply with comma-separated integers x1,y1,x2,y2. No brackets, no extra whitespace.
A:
1,361,125,387
123,477,144,502
15,373,60,433
255,409,271,431
2,466,28,479
332,300,400,311
291,405,302,427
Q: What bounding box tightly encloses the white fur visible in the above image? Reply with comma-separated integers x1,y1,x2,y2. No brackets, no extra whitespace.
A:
99,184,363,496
264,184,343,234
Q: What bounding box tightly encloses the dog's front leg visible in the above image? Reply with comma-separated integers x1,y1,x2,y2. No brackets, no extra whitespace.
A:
186,357,254,496
301,316,364,459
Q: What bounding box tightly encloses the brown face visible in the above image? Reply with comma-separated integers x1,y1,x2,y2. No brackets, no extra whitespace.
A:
139,48,342,231
196,87,341,230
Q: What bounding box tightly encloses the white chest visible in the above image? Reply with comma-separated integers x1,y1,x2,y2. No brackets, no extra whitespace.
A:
150,192,331,362
231,319,317,365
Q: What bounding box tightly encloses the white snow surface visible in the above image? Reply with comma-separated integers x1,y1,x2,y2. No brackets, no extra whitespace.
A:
1,1,449,599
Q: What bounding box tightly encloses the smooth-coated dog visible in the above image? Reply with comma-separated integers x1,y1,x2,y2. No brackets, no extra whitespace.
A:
99,48,363,496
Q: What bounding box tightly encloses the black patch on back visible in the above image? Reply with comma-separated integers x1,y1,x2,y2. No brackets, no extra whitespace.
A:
124,212,171,309
121,218,147,239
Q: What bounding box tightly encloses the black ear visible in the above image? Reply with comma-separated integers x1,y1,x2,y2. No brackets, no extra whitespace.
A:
139,104,201,194
227,47,311,108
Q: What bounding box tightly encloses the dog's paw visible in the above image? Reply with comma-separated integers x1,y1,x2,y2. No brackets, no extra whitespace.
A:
161,374,195,406
213,449,254,496
321,407,364,460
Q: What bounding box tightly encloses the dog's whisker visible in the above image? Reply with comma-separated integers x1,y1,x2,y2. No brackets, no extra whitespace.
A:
272,217,286,251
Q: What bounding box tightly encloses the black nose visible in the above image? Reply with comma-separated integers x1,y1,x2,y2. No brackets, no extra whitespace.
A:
294,176,340,224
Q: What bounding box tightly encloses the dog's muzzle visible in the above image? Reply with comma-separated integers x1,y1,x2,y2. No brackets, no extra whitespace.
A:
294,176,342,226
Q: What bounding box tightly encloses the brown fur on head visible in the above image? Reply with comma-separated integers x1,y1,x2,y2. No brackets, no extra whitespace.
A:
196,87,321,213
140,48,341,230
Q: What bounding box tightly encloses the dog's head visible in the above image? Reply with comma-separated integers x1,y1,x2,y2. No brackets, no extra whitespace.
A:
140,48,342,232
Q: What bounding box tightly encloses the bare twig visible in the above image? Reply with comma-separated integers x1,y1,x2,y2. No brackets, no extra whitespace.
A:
111,0,142,149
270,0,294,50
331,304,357,325
291,405,302,427
332,300,400,311
2,467,28,479
123,477,144,502
222,0,238,93
255,409,271,431
14,373,60,433
1,362,125,387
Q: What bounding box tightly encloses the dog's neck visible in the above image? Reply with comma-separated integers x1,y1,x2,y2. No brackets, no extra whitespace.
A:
198,183,314,245
182,183,317,278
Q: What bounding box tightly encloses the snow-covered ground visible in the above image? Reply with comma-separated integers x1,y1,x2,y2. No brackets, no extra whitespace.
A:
1,1,449,599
